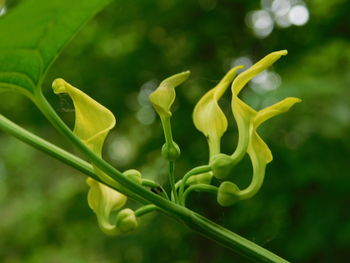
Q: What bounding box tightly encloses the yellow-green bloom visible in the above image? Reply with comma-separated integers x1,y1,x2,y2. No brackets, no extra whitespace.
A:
86,178,127,234
149,71,190,118
231,50,289,163
149,71,190,161
217,97,300,206
215,50,301,205
52,78,130,235
52,78,115,155
193,66,243,159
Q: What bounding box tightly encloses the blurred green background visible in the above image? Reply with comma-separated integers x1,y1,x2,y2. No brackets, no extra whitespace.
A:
1,0,350,262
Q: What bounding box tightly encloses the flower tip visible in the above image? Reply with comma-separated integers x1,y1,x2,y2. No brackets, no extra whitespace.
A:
52,78,68,94
276,49,288,56
176,70,191,81
287,97,302,105
227,65,245,76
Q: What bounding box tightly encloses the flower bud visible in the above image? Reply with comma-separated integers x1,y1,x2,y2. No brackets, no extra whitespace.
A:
116,208,139,233
210,153,234,180
149,71,190,118
217,181,240,207
161,141,181,161
123,169,142,185
186,172,213,186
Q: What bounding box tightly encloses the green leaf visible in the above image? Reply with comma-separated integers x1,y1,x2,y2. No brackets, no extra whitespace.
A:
0,0,111,99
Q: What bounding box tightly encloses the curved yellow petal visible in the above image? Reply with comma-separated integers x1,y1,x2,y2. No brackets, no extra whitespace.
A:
52,78,115,155
217,97,300,204
230,50,289,162
238,98,301,199
86,178,127,235
149,71,190,118
249,97,301,164
215,51,302,203
52,78,129,235
193,66,243,158
232,50,288,96
254,97,301,128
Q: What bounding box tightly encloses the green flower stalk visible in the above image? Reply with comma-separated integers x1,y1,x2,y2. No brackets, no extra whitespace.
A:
149,71,190,204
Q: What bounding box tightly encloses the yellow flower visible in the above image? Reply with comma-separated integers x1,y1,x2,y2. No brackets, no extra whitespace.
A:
52,78,132,235
149,71,190,118
193,66,243,159
216,50,301,206
149,71,190,161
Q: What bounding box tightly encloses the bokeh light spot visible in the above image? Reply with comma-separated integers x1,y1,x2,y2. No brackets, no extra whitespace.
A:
247,10,274,38
288,5,309,26
108,135,135,166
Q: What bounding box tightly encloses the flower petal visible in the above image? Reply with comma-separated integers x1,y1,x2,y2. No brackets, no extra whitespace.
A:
52,78,129,235
52,78,115,155
87,178,127,235
193,66,243,157
149,71,190,118
232,50,288,96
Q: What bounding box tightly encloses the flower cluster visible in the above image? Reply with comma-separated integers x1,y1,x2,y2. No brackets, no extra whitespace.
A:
48,50,300,235
149,50,301,207
193,50,300,206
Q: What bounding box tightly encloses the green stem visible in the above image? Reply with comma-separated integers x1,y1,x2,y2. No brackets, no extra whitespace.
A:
178,165,211,204
231,120,250,165
135,204,159,217
182,184,218,206
0,114,147,204
0,114,95,179
160,116,174,144
168,160,178,203
0,111,290,263
142,179,169,200
188,212,289,263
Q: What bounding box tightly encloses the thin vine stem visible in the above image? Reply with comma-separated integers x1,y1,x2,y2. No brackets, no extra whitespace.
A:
182,184,218,206
135,204,160,217
142,179,170,200
168,160,178,203
0,114,148,204
178,165,212,203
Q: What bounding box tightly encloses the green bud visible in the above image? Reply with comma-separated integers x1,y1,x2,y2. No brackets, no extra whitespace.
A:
116,208,139,233
186,172,213,186
217,181,241,207
210,153,234,179
161,141,181,161
123,169,142,185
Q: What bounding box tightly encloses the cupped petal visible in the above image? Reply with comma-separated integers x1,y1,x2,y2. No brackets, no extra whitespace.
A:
52,78,115,155
52,78,131,235
228,98,301,201
149,71,190,118
230,50,289,163
87,178,127,235
215,51,302,203
193,66,243,157
232,50,288,96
